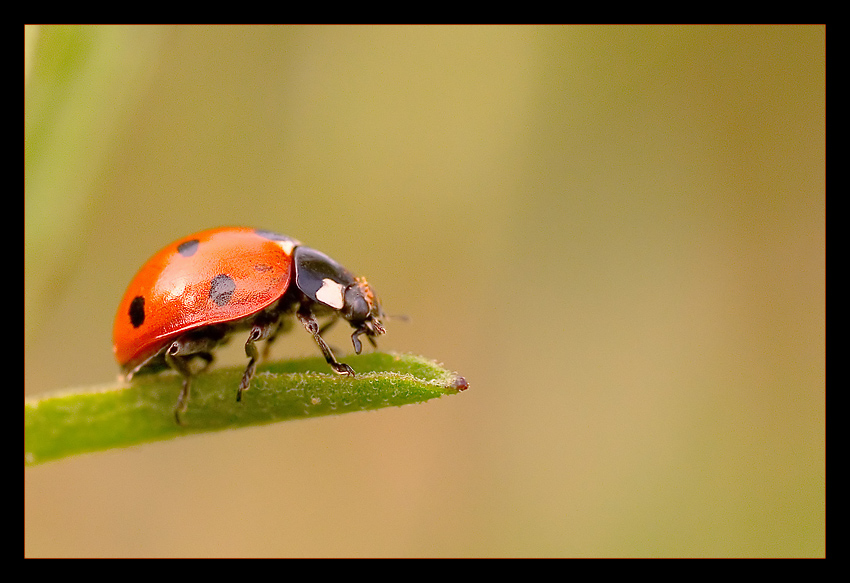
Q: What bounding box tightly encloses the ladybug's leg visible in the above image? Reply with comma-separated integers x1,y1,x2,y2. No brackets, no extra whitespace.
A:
164,345,196,426
238,315,279,402
165,335,222,425
297,309,355,376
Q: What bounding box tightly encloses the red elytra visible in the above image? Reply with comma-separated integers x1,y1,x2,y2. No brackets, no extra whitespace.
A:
113,226,386,424
113,227,297,372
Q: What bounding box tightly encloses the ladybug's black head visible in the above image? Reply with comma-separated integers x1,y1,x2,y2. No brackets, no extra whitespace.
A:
293,246,386,353
343,277,386,354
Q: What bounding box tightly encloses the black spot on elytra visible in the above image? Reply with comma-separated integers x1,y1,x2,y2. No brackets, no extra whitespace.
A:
209,274,236,306
177,239,200,257
129,296,145,328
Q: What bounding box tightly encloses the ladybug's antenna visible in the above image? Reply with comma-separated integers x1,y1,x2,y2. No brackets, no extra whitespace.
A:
384,313,409,323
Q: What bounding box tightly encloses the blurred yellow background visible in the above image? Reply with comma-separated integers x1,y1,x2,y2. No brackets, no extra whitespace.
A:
25,25,824,557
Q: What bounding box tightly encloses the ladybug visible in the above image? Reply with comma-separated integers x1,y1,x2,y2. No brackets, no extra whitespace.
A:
113,227,386,424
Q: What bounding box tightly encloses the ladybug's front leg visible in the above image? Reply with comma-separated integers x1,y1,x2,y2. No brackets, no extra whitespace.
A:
297,309,355,376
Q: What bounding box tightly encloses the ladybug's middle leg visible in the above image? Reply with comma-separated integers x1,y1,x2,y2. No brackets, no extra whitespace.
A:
238,314,280,402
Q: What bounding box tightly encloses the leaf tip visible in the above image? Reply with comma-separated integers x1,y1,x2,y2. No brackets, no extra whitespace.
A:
449,374,469,392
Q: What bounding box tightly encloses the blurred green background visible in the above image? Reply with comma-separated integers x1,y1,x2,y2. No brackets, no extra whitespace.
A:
24,25,824,557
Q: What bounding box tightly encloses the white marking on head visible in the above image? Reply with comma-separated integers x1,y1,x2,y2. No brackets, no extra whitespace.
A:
315,278,346,309
274,239,297,255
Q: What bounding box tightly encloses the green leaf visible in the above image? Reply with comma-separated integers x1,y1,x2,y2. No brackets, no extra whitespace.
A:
25,353,468,466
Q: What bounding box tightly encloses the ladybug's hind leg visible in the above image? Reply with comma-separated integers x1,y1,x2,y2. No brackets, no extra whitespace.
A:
164,332,226,425
164,349,193,425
